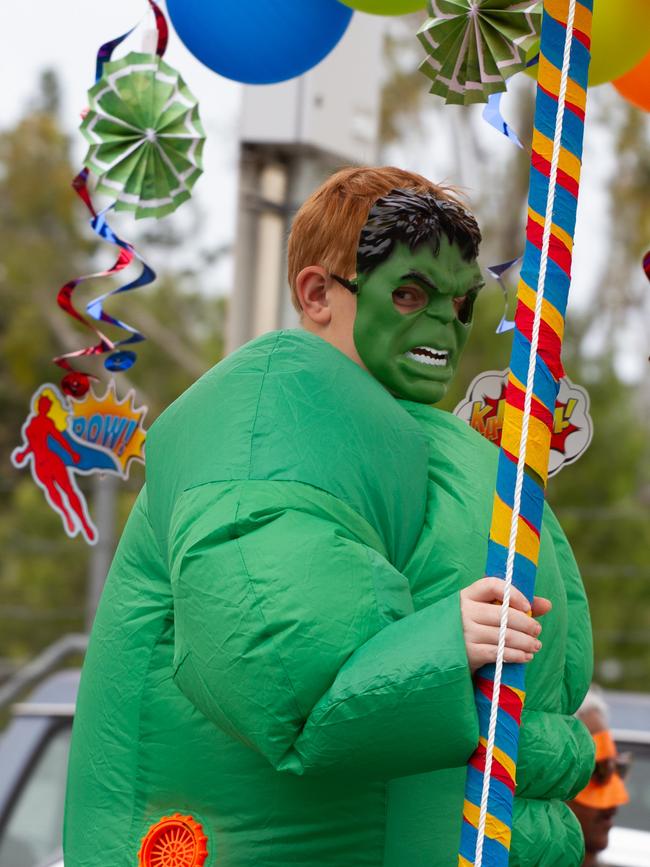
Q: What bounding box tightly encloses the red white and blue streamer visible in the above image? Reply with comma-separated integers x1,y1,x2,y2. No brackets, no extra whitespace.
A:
54,0,167,396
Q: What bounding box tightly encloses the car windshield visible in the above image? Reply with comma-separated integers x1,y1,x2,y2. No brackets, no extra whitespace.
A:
0,725,70,867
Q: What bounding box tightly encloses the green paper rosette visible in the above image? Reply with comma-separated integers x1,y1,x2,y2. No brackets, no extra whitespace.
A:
418,0,541,105
81,52,205,219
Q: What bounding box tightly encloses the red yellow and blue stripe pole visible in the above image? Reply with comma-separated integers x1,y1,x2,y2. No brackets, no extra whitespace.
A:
458,2,593,864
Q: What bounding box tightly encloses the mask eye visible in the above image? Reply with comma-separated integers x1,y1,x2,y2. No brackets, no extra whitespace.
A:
454,292,477,325
392,285,428,313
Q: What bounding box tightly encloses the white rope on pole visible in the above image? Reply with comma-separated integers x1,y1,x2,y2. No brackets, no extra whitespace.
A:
473,2,578,864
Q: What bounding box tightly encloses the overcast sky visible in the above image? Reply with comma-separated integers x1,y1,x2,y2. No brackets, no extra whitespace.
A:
0,0,242,291
1,1,645,381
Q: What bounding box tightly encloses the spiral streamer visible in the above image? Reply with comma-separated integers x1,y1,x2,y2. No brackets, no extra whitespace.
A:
54,0,167,396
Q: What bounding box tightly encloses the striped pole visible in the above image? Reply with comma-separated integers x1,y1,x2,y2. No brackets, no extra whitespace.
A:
458,2,593,865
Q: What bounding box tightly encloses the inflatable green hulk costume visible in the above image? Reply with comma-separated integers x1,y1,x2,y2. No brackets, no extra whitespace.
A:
64,176,594,867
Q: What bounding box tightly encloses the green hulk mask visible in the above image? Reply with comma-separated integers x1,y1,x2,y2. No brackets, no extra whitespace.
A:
336,189,484,404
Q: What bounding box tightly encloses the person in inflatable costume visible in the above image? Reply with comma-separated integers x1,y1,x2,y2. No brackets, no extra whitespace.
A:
64,167,594,867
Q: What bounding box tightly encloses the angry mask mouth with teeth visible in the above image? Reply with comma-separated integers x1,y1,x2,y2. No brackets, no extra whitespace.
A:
344,189,484,405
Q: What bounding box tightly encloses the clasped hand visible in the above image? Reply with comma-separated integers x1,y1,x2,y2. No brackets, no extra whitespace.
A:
460,577,552,674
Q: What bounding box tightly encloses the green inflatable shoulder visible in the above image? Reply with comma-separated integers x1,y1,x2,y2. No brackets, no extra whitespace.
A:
147,330,429,567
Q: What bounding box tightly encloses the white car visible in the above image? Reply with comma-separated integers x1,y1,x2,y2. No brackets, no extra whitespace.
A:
600,690,650,867
604,828,650,867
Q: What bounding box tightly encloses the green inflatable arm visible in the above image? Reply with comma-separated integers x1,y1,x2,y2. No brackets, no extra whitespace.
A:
170,479,479,779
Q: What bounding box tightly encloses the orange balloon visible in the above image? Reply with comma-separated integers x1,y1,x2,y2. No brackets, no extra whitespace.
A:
614,50,650,112
588,0,650,86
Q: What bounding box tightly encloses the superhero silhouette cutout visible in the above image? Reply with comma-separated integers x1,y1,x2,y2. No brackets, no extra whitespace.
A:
12,384,146,545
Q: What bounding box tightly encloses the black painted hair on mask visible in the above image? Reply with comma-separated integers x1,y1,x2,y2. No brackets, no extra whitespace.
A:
356,188,481,275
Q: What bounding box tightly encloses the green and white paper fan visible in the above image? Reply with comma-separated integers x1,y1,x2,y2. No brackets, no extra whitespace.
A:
81,52,205,219
418,1,541,105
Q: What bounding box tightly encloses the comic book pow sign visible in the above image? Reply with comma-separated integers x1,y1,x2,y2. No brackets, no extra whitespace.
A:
11,382,147,545
454,369,593,477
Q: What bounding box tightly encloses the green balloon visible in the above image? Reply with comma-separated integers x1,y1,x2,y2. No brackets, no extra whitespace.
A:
339,0,426,15
525,0,650,87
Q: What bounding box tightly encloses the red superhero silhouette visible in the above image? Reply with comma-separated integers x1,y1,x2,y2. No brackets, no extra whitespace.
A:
12,394,97,544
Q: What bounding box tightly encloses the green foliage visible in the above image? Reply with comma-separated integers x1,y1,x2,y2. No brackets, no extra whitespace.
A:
380,19,428,146
550,342,650,691
0,73,226,672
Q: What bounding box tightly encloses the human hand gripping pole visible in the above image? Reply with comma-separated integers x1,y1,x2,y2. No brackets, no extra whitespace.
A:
460,578,551,674
457,1,594,865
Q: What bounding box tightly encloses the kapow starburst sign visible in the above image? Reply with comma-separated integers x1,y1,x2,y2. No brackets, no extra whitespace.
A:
454,369,592,476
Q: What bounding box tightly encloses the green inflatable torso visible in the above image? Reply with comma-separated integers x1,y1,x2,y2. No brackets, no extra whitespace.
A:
64,330,593,866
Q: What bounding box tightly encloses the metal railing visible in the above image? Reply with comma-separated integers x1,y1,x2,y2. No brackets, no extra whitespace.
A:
0,633,87,712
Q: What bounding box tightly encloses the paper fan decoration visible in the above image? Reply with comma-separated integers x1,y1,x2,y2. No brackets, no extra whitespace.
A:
81,52,205,219
418,1,541,105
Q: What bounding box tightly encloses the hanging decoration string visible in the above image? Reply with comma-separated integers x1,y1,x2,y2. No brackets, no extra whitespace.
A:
54,169,156,395
53,0,166,396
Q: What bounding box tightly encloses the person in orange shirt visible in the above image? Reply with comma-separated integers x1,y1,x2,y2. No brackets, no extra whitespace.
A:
569,688,631,867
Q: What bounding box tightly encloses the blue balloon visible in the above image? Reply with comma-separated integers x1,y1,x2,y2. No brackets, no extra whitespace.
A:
167,0,354,85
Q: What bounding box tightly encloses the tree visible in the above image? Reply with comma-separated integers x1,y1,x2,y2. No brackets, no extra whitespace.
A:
0,71,227,669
